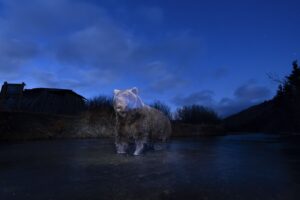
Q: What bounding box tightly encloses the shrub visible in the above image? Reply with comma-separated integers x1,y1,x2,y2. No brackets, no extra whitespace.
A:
150,100,172,120
175,104,220,125
85,95,114,113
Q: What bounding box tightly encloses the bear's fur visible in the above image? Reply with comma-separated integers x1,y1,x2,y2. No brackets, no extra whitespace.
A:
113,87,171,155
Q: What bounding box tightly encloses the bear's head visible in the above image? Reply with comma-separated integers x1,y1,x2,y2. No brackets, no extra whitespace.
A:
113,87,145,117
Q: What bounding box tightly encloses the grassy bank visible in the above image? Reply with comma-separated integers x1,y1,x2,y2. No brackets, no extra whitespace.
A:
0,111,115,140
0,111,225,140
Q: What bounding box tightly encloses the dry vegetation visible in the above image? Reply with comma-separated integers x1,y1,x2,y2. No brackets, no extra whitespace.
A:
0,110,116,140
0,96,225,140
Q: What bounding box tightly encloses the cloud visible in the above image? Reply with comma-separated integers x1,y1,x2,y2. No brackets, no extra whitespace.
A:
0,36,39,79
147,75,187,94
234,83,271,101
140,61,187,94
138,6,164,23
131,31,203,65
214,81,271,116
55,24,134,68
212,67,228,79
0,0,203,99
172,90,215,107
171,81,272,117
218,82,271,116
217,98,257,117
31,65,119,87
0,0,108,81
1,0,105,37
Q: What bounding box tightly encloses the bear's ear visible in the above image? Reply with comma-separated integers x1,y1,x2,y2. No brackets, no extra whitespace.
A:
131,87,138,94
114,89,121,95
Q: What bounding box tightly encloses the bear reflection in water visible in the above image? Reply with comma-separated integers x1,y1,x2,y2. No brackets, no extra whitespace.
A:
113,87,171,155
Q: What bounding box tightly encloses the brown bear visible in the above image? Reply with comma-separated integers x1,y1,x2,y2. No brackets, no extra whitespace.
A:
113,87,171,155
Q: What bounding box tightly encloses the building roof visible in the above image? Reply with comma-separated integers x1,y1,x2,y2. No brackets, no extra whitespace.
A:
1,82,86,100
2,81,25,86
24,88,86,99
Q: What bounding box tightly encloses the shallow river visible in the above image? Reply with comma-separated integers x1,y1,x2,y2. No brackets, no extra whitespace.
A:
1,134,300,200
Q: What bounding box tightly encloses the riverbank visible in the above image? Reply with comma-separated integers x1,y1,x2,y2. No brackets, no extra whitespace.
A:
0,111,224,140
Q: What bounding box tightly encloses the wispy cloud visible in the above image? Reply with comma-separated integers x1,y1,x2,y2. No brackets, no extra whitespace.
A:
172,80,272,117
0,0,278,114
0,0,202,97
137,6,164,23
172,90,215,107
234,82,271,101
212,67,229,79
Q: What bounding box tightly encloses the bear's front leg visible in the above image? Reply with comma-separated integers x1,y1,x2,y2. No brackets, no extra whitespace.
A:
134,137,147,156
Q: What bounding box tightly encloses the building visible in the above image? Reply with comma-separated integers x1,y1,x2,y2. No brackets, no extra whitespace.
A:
0,82,25,111
0,82,86,115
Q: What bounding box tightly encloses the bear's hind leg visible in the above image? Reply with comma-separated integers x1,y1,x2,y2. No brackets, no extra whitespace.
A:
116,142,128,154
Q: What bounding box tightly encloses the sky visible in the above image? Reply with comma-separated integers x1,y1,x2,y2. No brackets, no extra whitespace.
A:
0,0,299,117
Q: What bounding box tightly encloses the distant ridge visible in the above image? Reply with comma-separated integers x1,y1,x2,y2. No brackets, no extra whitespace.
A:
224,61,300,134
224,100,277,132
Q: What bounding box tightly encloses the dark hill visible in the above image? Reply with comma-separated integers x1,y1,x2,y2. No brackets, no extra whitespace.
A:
224,61,300,134
223,100,289,133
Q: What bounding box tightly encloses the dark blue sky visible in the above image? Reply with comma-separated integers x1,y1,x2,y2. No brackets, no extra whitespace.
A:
0,0,299,116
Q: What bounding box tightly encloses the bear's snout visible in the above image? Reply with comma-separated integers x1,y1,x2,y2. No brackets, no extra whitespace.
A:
115,105,123,112
114,104,127,117
115,104,127,112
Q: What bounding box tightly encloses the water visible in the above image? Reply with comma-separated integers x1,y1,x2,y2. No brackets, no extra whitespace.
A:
1,133,300,200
